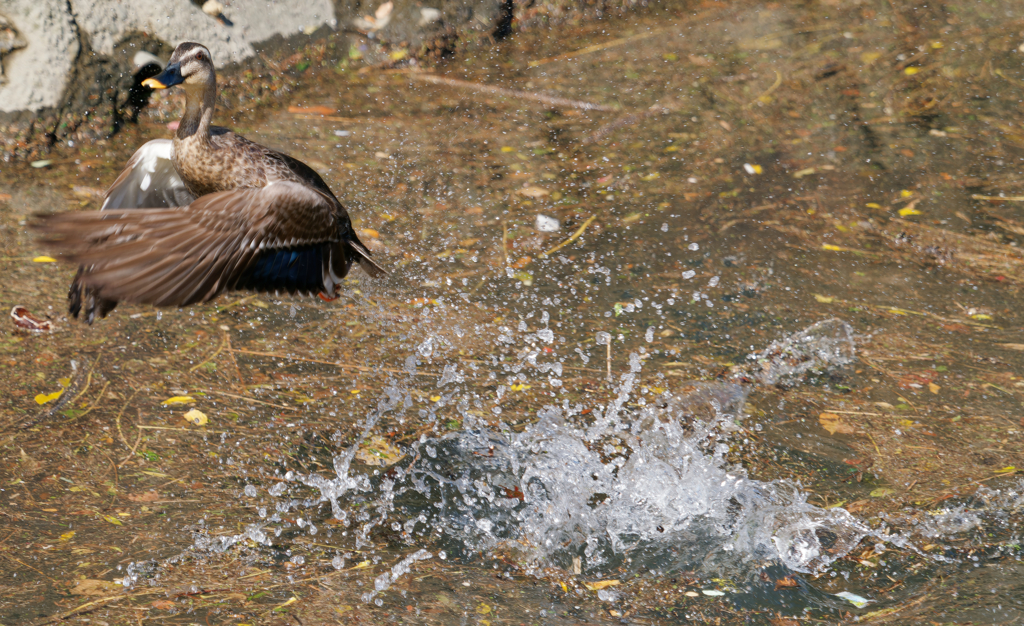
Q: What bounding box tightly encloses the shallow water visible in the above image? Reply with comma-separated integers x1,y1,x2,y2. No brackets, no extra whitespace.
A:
2,1,1024,623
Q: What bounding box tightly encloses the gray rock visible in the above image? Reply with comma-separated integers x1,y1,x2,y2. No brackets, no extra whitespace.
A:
0,0,337,114
0,13,28,84
0,0,79,112
343,0,510,60
69,0,337,66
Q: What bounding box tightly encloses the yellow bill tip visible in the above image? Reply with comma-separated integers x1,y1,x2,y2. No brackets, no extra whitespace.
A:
142,77,168,89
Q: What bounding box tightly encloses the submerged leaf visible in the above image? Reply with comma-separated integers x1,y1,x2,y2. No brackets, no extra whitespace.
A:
35,390,64,405
819,412,855,435
355,436,405,467
183,409,208,426
834,591,872,607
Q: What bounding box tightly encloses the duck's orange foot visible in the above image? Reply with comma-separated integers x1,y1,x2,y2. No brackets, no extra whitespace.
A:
318,291,339,302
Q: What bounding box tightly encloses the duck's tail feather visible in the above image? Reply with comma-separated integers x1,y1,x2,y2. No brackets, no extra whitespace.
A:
346,238,387,278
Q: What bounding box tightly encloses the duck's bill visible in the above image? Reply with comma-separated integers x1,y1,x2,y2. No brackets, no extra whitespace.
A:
142,63,184,89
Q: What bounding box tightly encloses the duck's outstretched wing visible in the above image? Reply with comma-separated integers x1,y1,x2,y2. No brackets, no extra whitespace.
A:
102,139,196,210
67,140,197,321
38,182,344,307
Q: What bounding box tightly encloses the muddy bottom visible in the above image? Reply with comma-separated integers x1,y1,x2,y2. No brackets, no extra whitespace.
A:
2,0,1024,624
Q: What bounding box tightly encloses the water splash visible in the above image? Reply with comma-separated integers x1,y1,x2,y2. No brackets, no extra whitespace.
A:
398,380,871,576
746,318,856,386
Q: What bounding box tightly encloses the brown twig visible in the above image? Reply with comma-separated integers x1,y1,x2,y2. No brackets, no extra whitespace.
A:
222,334,247,393
98,449,119,509
190,333,228,373
501,220,509,265
114,390,140,452
527,25,673,68
1,552,59,583
118,409,145,468
22,359,95,428
606,340,612,382
64,381,110,423
580,106,669,147
541,215,598,258
408,73,617,112
31,591,161,626
230,349,430,376
204,389,295,411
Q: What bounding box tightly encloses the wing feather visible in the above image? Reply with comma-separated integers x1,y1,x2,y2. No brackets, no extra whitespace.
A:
102,140,196,210
37,182,339,307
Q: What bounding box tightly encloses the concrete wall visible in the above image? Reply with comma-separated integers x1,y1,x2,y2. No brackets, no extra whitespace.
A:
0,0,337,114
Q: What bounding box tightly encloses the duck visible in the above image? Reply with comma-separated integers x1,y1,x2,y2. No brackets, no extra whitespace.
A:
37,41,384,324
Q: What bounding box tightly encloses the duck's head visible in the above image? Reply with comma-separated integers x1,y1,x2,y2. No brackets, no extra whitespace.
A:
142,42,214,90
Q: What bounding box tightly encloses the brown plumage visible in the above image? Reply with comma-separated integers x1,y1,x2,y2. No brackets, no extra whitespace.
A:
36,41,384,323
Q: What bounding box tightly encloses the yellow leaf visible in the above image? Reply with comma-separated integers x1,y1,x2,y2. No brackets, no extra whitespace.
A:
430,395,441,402
360,228,380,239
58,377,72,387
640,172,661,181
900,189,913,198
559,582,568,592
500,146,513,153
161,396,195,405
664,145,679,152
355,436,405,467
70,579,121,596
814,294,834,303
865,202,882,209
59,531,76,542
183,409,208,426
476,603,492,615
819,412,856,435
583,580,620,591
35,390,64,405
898,206,922,217
33,256,57,263
102,515,123,526
931,41,943,49
904,67,919,75
519,186,550,198
870,488,895,497
354,560,371,569
821,244,843,251
389,49,408,61
860,51,882,64
793,167,816,178
928,382,940,394
995,466,1017,474
970,314,993,320
509,383,531,391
